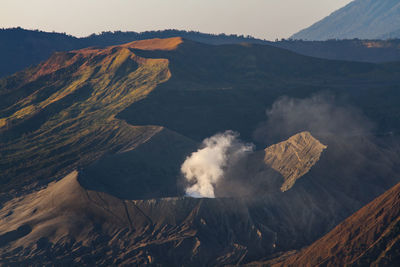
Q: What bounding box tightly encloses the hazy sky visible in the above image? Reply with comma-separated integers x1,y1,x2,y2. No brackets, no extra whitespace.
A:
1,0,353,40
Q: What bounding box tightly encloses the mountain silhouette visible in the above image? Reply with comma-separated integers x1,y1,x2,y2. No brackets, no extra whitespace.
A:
292,0,400,40
1,28,400,79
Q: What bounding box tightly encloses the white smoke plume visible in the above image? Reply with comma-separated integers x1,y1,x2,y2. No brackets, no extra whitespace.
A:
181,131,254,198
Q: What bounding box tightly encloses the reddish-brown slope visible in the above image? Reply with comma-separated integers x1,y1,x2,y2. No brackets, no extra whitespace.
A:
120,37,183,51
0,38,177,193
31,37,182,82
272,182,400,267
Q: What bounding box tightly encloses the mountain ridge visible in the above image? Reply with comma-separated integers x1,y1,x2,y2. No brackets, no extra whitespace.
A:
268,181,400,266
1,37,400,265
0,38,176,193
2,131,399,265
3,37,400,195
291,0,400,41
2,28,400,79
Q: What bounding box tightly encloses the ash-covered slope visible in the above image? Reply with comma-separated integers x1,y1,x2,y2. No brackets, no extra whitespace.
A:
0,38,183,194
270,181,400,267
118,39,400,142
79,127,197,200
379,28,400,39
1,38,400,265
1,132,399,266
0,133,349,265
264,132,327,192
292,0,400,40
4,36,400,198
0,170,305,266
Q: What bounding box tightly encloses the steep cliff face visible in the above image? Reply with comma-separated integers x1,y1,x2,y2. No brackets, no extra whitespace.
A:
2,36,400,198
0,171,300,265
270,182,400,267
0,133,326,265
264,132,327,191
1,132,399,266
1,37,400,265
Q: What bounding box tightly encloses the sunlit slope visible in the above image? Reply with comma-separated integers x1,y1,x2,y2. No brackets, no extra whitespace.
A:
0,132,399,265
271,182,400,267
2,28,400,79
0,170,316,265
119,40,400,141
264,132,327,192
0,38,182,192
2,37,400,195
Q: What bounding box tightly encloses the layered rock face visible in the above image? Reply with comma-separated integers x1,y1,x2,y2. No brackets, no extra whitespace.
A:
1,37,400,265
1,131,399,265
264,131,327,192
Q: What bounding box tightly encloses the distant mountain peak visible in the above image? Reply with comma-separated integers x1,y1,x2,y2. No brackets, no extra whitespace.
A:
291,0,400,40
